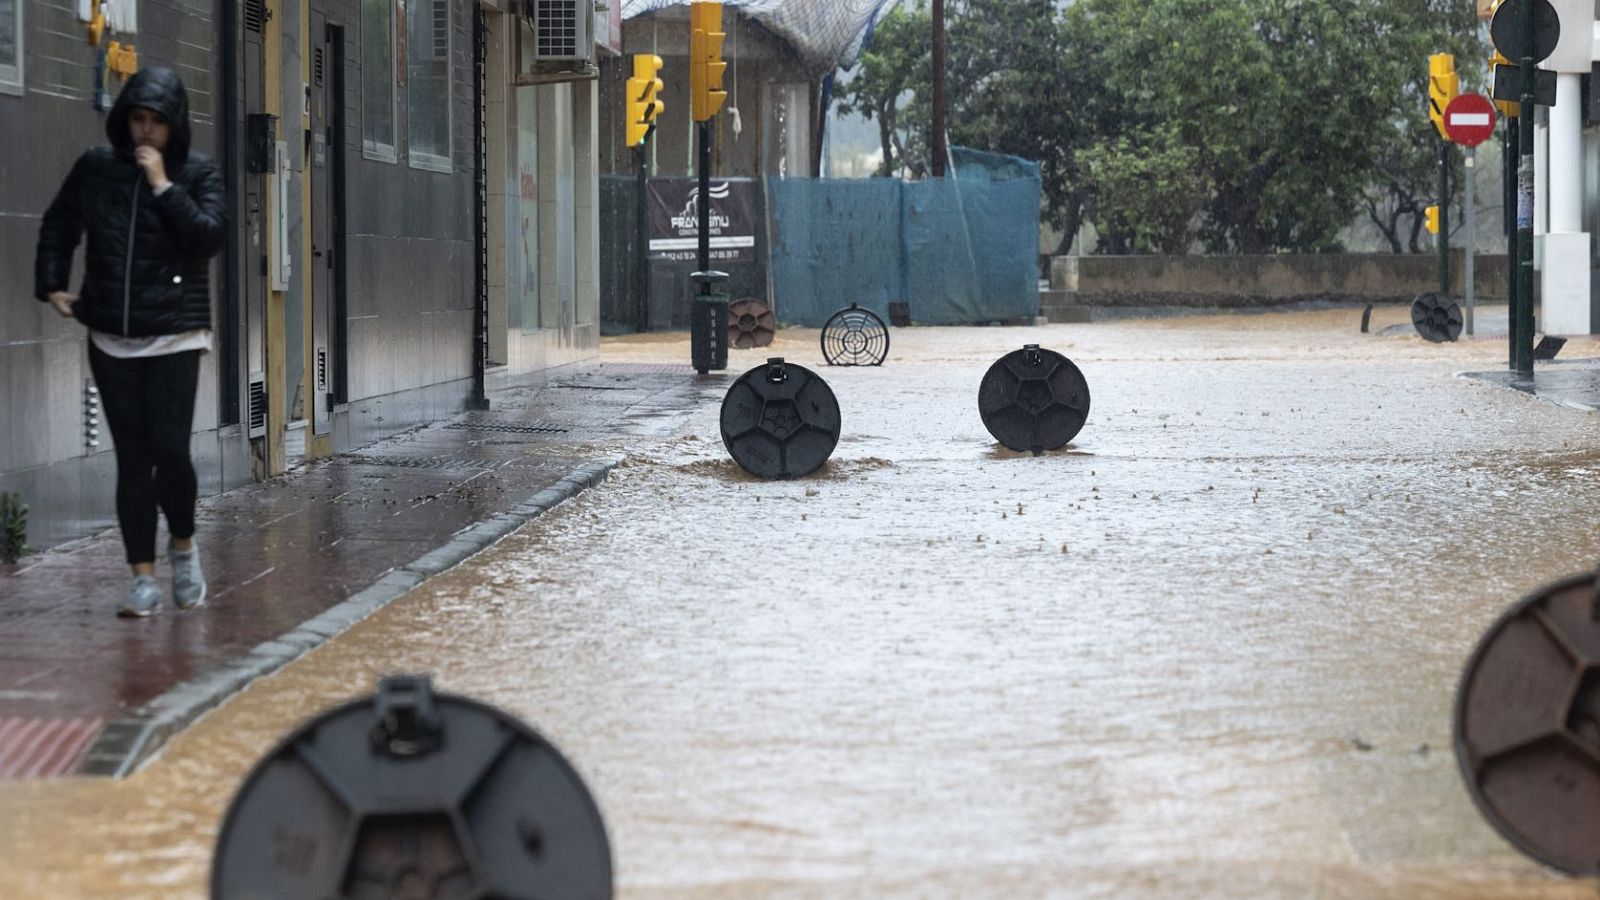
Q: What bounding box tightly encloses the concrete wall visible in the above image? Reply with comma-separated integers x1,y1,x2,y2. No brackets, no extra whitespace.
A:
1048,253,1515,308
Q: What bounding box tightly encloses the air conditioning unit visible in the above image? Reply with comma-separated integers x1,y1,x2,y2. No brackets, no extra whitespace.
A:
526,0,594,63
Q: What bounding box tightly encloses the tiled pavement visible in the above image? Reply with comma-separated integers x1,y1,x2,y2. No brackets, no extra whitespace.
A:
0,362,717,778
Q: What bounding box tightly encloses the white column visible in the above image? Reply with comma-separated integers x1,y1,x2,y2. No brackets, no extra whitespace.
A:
1549,74,1583,232
1540,72,1592,335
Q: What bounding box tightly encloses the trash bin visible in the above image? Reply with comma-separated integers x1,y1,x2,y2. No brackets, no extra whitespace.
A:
690,270,730,374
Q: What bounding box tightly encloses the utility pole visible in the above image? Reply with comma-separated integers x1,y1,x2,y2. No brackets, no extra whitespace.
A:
1514,0,1535,377
931,0,946,177
689,2,730,374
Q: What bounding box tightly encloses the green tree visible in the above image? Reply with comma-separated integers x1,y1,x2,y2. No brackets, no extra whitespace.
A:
835,2,931,177
943,0,1099,252
840,0,1094,247
1070,0,1484,253
837,0,1484,254
1080,124,1211,254
1356,0,1484,252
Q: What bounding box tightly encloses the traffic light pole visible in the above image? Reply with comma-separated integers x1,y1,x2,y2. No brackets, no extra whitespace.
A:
1465,146,1476,336
635,143,649,331
1438,141,1450,297
1514,1,1536,378
698,120,711,275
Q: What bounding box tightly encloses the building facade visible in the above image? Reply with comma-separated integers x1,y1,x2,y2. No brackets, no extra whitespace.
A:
0,0,609,552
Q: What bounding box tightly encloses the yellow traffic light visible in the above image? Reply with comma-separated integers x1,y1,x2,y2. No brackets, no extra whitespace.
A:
1428,54,1458,140
626,54,665,148
690,2,728,122
1425,205,1440,235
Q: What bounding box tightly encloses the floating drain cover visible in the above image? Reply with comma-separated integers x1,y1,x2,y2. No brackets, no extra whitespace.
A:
1411,292,1463,343
213,674,612,899
720,358,841,479
821,303,890,367
978,344,1091,454
1455,569,1600,875
727,297,776,349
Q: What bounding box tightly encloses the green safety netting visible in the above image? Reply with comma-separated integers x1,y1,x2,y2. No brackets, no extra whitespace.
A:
767,147,1042,326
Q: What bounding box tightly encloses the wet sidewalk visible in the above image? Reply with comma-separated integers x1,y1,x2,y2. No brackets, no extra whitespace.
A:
1463,357,1600,412
0,362,717,779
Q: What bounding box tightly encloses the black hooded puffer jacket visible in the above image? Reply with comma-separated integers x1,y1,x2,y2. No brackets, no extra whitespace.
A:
34,67,227,337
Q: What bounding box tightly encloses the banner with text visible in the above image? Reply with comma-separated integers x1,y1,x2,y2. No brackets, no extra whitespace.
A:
647,178,759,264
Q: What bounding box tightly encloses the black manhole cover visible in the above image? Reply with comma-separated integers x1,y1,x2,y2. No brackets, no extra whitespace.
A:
720,358,841,479
821,303,890,367
977,344,1091,454
1455,569,1600,875
1411,292,1463,343
213,674,612,898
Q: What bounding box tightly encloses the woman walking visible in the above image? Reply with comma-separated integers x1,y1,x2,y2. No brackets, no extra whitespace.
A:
34,67,226,617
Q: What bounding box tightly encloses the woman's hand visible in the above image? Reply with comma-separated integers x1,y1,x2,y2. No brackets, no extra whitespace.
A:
47,291,77,319
134,146,171,193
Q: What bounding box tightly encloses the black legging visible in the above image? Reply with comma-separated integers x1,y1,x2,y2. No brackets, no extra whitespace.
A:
88,344,201,566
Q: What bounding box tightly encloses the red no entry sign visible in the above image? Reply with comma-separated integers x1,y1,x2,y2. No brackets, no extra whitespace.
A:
1444,93,1497,147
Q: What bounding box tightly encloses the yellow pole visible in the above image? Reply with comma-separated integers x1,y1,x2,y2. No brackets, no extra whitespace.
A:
263,0,287,474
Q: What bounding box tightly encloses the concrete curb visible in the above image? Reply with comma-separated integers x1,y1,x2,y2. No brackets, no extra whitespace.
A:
77,455,624,777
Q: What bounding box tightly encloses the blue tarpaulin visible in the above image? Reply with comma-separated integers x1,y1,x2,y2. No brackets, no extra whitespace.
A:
767,147,1042,327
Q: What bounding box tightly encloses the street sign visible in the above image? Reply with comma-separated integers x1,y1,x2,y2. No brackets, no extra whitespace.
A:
1490,0,1561,64
1444,93,1497,146
1492,63,1557,107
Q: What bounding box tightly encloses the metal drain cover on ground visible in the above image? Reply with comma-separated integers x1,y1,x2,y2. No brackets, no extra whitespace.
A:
821,303,890,367
720,358,841,479
1411,292,1463,342
727,297,777,349
1455,569,1600,875
213,674,612,899
978,344,1091,454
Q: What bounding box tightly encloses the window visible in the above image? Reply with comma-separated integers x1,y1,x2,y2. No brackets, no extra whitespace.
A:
406,0,451,171
0,0,22,96
361,0,396,160
512,84,539,331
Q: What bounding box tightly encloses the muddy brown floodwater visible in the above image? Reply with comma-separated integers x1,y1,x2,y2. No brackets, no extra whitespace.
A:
4,308,1600,898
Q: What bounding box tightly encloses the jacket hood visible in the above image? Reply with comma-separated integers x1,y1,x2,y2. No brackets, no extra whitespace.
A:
107,67,192,168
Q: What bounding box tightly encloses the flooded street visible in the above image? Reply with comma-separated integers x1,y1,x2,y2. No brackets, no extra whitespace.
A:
5,308,1600,898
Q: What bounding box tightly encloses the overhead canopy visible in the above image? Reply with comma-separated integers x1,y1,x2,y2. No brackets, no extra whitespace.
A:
620,0,900,74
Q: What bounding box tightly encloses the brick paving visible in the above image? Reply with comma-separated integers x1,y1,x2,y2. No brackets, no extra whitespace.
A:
0,362,714,777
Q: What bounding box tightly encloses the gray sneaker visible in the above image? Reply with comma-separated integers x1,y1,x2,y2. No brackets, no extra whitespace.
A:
117,575,162,618
169,541,207,610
